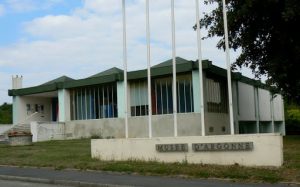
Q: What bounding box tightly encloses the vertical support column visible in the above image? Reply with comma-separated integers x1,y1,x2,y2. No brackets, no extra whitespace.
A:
192,71,200,113
58,89,71,122
231,81,239,134
222,0,234,135
195,0,205,136
122,0,129,138
254,87,260,133
12,96,19,124
146,0,152,138
281,96,286,135
270,93,275,133
171,0,177,137
117,81,126,118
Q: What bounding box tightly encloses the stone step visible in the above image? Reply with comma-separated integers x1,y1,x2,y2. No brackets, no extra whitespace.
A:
1,123,31,136
0,134,8,144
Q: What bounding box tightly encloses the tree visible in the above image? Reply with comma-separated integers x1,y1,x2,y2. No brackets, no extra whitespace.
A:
285,102,300,134
198,0,300,103
0,103,12,124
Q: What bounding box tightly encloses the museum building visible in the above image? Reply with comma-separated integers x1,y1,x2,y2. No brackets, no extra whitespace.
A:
8,57,285,140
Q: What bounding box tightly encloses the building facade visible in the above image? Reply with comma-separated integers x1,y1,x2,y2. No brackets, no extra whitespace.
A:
8,57,285,140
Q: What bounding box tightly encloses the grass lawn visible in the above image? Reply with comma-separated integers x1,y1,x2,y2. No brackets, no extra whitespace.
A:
0,136,299,183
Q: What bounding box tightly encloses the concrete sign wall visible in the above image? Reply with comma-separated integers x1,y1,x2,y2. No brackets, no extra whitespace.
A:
92,134,283,167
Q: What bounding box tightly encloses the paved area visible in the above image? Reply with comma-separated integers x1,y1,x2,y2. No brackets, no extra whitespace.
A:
0,166,295,187
0,179,72,187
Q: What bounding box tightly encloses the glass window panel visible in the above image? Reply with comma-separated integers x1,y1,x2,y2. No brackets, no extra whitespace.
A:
156,82,162,114
162,82,168,114
86,89,91,119
113,84,118,117
185,81,192,113
167,81,173,114
95,87,99,119
82,89,86,119
206,75,228,113
108,85,113,118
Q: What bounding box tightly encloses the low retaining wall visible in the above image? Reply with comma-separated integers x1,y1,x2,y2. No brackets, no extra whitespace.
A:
91,133,283,167
65,113,202,139
31,122,65,142
0,125,12,134
9,135,32,146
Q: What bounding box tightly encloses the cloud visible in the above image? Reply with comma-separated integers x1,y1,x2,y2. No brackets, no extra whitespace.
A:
0,0,244,104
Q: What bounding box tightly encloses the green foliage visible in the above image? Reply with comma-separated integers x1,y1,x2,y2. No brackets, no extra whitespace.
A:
199,0,300,103
0,103,12,124
284,103,300,134
287,109,300,124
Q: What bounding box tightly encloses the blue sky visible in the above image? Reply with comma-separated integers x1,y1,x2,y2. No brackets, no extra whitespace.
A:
0,0,248,104
0,0,83,45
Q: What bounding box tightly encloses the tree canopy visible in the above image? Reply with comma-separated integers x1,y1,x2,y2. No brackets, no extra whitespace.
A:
198,0,300,103
0,103,12,124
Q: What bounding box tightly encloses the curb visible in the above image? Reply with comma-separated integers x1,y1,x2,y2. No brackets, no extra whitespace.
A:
0,174,133,187
279,181,300,186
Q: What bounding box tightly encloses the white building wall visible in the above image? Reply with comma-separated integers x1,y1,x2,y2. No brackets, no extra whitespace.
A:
13,96,52,124
12,96,19,124
273,94,284,121
58,89,70,122
238,82,256,121
205,113,230,135
258,88,272,121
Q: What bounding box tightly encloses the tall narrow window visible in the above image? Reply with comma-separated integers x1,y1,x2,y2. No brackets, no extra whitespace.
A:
152,74,193,115
206,74,228,113
71,83,118,120
130,80,148,116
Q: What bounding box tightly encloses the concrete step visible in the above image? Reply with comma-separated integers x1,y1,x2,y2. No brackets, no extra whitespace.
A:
0,135,8,144
1,123,31,136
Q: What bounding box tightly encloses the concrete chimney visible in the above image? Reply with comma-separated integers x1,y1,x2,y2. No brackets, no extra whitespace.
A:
12,75,23,89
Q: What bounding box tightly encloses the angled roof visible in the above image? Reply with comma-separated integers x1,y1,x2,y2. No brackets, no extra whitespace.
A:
127,58,212,80
42,76,74,85
152,57,191,68
8,57,269,96
89,67,123,78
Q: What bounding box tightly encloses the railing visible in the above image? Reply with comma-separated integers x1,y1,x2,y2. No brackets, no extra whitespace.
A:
1,112,39,135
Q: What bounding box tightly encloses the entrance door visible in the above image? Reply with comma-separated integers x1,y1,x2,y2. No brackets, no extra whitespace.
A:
51,98,58,121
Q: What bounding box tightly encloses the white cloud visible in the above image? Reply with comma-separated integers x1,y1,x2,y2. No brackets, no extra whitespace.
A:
0,0,245,104
83,0,121,14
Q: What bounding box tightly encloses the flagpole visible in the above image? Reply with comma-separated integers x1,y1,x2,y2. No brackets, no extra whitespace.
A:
195,0,205,136
222,0,234,135
146,0,152,138
122,0,129,138
171,0,177,137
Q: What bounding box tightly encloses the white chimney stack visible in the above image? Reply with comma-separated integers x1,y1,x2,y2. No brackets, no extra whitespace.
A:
12,75,23,89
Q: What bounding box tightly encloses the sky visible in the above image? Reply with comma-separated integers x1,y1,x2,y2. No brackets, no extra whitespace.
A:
0,0,250,104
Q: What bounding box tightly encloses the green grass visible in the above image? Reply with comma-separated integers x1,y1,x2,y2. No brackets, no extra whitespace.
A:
0,136,299,183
